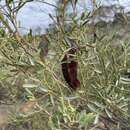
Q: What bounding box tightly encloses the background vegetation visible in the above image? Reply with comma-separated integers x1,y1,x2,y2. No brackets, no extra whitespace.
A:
0,0,130,130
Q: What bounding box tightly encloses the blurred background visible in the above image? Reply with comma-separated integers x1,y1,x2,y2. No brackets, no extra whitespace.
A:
1,0,130,34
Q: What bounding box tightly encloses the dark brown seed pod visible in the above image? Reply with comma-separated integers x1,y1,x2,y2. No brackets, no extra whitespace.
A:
61,48,80,90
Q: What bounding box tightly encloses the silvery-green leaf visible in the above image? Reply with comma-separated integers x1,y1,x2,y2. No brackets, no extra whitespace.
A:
94,69,102,74
87,104,98,113
105,109,112,119
119,77,130,84
37,86,48,92
64,96,79,100
94,114,100,124
94,101,104,108
23,84,38,88
105,60,110,68
29,58,35,65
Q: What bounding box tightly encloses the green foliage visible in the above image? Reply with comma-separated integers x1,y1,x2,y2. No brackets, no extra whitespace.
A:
0,1,130,130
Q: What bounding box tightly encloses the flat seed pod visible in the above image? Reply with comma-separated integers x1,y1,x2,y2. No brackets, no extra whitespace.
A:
61,48,80,90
